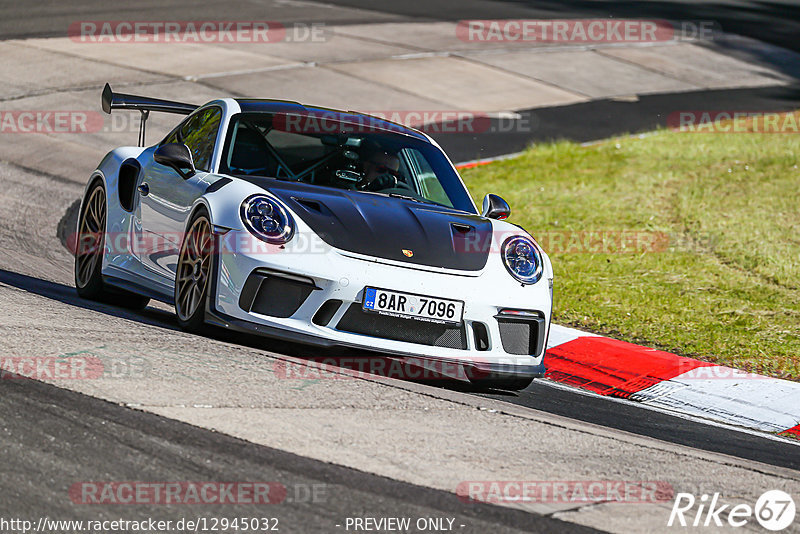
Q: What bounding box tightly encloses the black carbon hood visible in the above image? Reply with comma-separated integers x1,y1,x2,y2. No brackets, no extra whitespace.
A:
260,181,492,271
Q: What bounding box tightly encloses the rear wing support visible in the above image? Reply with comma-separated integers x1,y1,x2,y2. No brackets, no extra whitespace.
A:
137,110,149,147
101,83,198,147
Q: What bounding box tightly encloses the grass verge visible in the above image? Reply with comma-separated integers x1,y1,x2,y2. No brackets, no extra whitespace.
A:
461,114,800,379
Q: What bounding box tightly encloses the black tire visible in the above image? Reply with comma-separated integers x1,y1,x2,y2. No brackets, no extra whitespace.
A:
74,182,109,300
174,209,213,333
74,181,150,310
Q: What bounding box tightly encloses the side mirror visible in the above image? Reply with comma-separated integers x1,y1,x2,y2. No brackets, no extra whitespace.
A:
481,194,510,220
154,143,196,179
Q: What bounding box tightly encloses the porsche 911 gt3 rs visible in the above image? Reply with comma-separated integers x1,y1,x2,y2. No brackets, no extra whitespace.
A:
74,84,553,390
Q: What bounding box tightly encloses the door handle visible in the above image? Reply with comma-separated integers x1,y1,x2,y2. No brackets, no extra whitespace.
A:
137,182,149,196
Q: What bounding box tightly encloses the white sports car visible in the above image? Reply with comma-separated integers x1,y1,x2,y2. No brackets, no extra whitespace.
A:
74,84,553,390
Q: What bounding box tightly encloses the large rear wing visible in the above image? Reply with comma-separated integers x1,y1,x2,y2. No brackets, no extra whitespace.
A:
101,83,198,146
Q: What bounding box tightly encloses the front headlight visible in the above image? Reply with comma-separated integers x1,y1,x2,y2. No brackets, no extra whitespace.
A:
240,195,294,244
502,236,543,285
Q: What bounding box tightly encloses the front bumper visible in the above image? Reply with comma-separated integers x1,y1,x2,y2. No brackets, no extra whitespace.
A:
208,229,552,376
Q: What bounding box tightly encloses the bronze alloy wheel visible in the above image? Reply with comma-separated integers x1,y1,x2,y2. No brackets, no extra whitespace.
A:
74,182,150,309
75,185,107,289
175,215,212,324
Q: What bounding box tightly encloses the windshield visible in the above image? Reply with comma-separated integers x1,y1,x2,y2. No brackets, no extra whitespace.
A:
219,112,476,213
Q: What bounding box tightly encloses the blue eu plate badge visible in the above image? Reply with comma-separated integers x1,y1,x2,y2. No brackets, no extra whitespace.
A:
363,288,377,310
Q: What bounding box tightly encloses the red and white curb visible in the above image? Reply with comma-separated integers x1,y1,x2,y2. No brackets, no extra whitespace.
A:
545,324,800,437
454,152,524,171
454,157,799,437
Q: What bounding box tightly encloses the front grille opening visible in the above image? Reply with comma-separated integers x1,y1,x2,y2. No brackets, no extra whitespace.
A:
240,273,316,318
251,277,315,318
472,322,490,351
336,304,467,349
496,315,546,356
313,299,342,326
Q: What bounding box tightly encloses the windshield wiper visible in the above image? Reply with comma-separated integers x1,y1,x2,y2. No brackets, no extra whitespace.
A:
388,193,454,209
388,192,426,203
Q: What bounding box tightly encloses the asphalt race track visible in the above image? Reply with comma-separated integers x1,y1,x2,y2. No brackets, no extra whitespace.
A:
2,378,597,534
3,0,799,54
4,1,800,162
439,83,800,163
5,260,799,474
1,1,800,532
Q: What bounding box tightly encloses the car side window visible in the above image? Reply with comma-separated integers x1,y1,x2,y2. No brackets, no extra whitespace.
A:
167,107,222,172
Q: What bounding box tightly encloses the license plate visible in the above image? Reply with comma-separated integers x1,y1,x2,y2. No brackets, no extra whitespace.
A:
362,287,464,324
